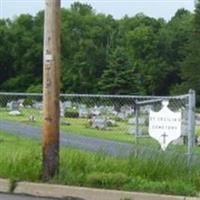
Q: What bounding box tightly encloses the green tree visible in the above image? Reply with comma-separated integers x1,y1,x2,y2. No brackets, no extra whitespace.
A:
60,4,116,93
0,19,13,88
1,13,43,91
172,2,200,103
98,47,138,94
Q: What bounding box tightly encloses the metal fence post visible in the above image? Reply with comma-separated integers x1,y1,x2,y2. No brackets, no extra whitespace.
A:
135,104,140,157
187,89,196,166
136,104,139,137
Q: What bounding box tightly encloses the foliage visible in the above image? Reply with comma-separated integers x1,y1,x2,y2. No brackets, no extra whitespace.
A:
64,109,79,118
98,47,138,94
172,1,200,105
23,98,33,106
0,2,198,102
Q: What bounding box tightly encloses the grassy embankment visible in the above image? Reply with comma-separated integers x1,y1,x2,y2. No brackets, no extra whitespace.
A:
0,131,200,196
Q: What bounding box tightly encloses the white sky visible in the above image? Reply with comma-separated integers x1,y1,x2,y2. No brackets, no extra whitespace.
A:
0,0,195,21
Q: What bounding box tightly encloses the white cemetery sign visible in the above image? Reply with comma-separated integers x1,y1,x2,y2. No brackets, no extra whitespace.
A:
149,100,181,151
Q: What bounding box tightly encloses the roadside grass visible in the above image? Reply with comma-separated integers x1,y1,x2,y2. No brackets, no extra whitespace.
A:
0,131,200,196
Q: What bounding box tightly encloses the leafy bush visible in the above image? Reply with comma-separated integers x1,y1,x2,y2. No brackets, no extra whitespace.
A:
64,110,79,118
23,98,33,106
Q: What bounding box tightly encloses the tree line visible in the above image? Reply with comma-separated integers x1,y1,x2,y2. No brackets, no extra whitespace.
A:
0,2,200,103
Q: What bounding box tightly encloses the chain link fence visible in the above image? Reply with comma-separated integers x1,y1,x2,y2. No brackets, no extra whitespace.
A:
0,91,197,162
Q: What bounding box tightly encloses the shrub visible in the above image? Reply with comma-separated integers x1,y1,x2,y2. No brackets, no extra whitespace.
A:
64,110,79,118
23,98,33,106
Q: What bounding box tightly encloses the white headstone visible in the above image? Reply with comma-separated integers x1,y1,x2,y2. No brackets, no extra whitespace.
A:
91,106,101,116
128,127,142,135
196,114,200,126
128,118,135,125
8,101,20,111
149,100,182,151
79,107,88,118
92,116,107,129
64,101,72,108
128,117,145,125
117,112,126,120
196,136,200,146
34,102,43,110
60,101,65,117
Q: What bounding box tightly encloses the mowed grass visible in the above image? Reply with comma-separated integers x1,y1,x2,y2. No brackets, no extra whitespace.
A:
0,131,200,196
0,108,135,143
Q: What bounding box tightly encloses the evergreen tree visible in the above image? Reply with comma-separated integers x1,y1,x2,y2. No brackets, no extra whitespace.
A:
98,47,138,94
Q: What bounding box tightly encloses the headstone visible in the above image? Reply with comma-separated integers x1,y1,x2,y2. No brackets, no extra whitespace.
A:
91,106,101,116
79,107,89,118
99,105,106,113
18,99,24,108
92,116,107,129
64,101,72,108
149,100,182,151
196,114,200,126
112,110,118,116
128,117,146,125
28,115,35,122
128,118,135,125
128,127,143,135
60,101,65,117
8,101,20,111
79,104,86,109
105,106,115,114
120,105,134,118
196,136,200,146
117,112,126,120
33,102,43,110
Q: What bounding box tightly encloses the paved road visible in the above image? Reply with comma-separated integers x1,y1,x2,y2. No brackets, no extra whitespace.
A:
0,193,59,200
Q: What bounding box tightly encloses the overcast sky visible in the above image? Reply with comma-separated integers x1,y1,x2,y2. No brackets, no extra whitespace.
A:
0,0,195,21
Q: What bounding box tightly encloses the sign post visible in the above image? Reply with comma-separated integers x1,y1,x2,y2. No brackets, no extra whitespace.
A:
42,0,61,180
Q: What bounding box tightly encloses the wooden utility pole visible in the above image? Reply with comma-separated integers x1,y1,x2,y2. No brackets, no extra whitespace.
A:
42,0,61,180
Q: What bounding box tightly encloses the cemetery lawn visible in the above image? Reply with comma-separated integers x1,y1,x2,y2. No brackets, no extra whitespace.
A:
0,108,135,143
1,107,200,145
0,131,200,197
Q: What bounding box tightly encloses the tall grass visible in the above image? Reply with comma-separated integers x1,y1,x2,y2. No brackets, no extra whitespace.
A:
0,131,199,196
